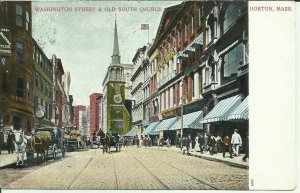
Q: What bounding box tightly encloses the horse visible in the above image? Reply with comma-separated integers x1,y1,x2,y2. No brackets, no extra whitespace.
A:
27,135,49,164
13,130,27,166
98,130,111,153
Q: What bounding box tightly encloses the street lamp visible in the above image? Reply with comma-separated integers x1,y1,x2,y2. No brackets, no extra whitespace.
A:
180,79,186,150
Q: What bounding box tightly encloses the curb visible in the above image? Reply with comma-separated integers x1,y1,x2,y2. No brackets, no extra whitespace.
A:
189,153,249,169
0,162,17,170
146,146,249,169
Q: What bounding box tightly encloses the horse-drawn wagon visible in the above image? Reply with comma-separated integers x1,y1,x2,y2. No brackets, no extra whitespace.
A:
26,127,65,164
64,129,82,151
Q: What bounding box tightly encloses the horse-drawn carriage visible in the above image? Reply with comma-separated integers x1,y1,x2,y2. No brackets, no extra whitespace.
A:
98,130,122,153
26,127,65,164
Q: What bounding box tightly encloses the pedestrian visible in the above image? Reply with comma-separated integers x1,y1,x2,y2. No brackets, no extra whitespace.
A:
231,129,242,156
209,135,216,155
198,132,205,153
183,137,190,155
242,135,249,162
174,135,178,148
216,134,223,153
187,135,192,152
124,138,128,147
191,135,196,152
7,130,15,154
223,132,233,158
204,132,208,151
136,135,140,148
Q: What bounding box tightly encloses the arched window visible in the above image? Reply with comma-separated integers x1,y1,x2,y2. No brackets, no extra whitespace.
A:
116,68,120,79
223,3,244,32
207,14,216,43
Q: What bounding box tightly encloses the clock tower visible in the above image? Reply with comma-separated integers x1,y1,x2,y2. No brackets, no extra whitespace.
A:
102,18,131,135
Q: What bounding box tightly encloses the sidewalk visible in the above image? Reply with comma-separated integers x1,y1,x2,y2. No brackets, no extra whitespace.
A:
0,151,27,169
144,146,249,169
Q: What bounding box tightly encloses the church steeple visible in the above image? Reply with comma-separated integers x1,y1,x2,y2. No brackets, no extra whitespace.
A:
111,15,121,65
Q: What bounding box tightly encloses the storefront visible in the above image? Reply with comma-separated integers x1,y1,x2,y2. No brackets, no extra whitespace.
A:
201,95,248,138
156,117,177,140
170,110,203,138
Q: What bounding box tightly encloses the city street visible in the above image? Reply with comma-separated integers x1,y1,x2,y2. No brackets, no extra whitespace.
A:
0,147,248,190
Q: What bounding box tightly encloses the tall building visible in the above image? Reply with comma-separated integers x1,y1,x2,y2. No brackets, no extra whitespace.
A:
62,72,72,127
73,105,86,130
32,39,54,128
102,18,133,134
0,2,34,133
97,94,103,130
50,56,64,128
143,1,249,142
89,93,102,139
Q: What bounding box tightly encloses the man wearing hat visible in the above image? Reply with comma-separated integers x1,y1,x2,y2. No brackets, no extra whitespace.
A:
231,129,242,156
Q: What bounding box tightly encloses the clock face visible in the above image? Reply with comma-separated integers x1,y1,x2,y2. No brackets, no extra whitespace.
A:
114,94,122,104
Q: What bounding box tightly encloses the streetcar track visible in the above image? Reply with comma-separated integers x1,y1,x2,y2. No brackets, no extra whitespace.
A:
133,157,170,190
66,149,97,189
166,163,218,190
112,154,119,189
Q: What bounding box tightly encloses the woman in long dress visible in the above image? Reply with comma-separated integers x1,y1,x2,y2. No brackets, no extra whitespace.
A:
194,134,200,152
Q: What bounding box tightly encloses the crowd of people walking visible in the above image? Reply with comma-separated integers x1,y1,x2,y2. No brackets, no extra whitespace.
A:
179,129,248,161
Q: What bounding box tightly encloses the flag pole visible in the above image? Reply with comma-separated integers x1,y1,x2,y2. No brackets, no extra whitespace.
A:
148,27,149,44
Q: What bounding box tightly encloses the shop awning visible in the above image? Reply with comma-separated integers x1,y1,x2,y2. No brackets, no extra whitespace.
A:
227,96,248,120
201,95,242,123
156,117,177,131
170,111,203,130
123,128,136,137
148,122,160,135
142,122,159,136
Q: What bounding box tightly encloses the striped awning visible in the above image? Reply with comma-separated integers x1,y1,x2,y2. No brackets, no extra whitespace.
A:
123,128,136,137
170,111,203,130
201,95,243,123
156,117,177,131
191,33,203,47
227,96,248,120
148,122,160,135
142,122,159,136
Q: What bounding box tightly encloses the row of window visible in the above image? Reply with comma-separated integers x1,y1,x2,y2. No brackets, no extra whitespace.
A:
35,73,52,97
16,4,30,32
33,46,53,78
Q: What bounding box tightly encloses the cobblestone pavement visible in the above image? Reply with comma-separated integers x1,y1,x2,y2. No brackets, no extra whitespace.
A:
1,147,248,190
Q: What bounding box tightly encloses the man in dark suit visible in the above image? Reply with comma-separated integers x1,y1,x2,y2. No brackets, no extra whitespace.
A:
7,130,15,154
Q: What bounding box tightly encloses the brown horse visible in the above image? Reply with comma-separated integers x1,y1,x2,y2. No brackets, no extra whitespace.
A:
27,135,49,164
98,130,111,153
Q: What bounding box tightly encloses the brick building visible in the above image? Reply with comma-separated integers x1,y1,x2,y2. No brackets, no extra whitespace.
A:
144,1,249,142
73,105,86,131
89,93,102,139
32,39,53,128
0,2,34,133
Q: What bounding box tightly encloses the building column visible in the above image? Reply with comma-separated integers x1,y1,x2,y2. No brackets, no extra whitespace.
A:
166,89,169,110
188,76,193,102
161,92,164,112
179,81,183,105
170,86,174,108
193,72,200,100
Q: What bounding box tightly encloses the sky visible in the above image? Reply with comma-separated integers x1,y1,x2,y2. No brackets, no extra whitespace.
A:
32,1,181,106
